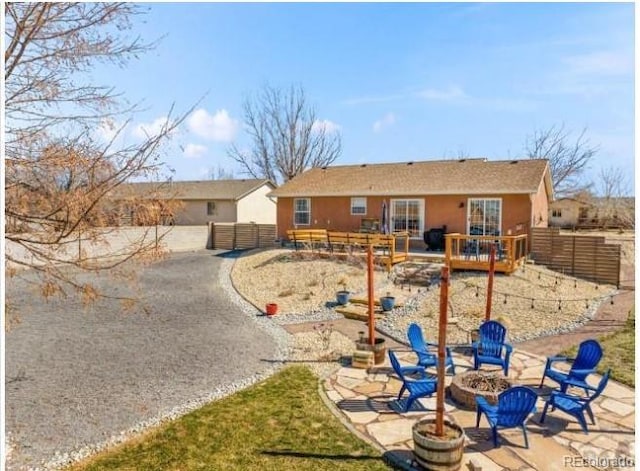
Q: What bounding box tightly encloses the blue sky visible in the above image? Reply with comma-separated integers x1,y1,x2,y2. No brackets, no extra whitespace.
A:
96,2,635,193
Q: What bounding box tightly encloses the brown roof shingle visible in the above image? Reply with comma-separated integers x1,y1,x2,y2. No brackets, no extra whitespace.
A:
115,179,274,201
269,159,551,197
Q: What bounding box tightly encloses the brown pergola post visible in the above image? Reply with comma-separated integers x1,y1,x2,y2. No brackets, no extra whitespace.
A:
435,265,449,437
367,244,375,345
485,244,496,321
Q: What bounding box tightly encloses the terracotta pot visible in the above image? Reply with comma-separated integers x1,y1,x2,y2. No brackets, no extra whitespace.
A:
265,303,278,316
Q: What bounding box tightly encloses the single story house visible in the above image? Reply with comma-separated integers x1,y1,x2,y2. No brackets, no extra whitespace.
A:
550,195,634,229
269,158,553,247
115,179,277,225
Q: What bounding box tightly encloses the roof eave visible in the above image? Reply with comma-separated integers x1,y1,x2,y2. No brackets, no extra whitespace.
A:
233,180,276,201
270,190,541,198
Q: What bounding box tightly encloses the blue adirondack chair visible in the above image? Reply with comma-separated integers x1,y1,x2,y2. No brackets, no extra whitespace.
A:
407,323,456,374
476,386,538,448
472,320,513,376
540,369,610,434
388,350,437,412
539,339,603,395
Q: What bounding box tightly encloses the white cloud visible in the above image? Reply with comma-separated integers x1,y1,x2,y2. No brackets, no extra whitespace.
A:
372,113,396,133
187,108,239,142
563,51,632,76
418,86,467,101
311,119,341,134
131,116,170,140
183,143,208,159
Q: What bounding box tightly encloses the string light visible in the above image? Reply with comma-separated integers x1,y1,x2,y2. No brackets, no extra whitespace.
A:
610,297,614,305
558,300,562,311
503,294,507,305
475,286,479,297
531,299,535,309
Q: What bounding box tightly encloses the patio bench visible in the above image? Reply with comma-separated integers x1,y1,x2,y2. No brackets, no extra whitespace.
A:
286,229,329,251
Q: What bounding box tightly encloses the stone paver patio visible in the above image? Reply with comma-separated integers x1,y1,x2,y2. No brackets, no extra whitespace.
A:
322,348,635,470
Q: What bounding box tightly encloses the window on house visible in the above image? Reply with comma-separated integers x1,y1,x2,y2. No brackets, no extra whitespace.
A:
391,199,424,237
294,198,310,225
552,209,562,218
468,198,502,236
351,197,367,215
207,202,216,215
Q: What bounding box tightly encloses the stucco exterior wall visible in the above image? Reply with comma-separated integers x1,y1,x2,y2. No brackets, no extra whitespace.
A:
530,179,550,229
549,200,581,227
174,200,236,225
236,185,276,224
276,194,536,239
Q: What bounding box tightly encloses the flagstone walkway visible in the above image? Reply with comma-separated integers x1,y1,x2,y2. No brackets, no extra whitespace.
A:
321,348,635,471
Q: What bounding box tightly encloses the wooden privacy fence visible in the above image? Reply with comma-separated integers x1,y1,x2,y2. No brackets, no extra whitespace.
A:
530,228,621,287
209,223,277,250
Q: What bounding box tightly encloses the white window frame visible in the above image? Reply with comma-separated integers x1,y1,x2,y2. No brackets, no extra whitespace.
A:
293,198,311,226
467,198,502,236
350,197,367,215
390,198,425,238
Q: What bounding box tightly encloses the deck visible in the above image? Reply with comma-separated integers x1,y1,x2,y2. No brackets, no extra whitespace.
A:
444,233,528,274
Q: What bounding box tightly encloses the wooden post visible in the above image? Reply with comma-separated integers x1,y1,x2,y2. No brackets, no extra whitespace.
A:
435,265,449,437
367,244,375,345
444,235,451,268
485,244,496,321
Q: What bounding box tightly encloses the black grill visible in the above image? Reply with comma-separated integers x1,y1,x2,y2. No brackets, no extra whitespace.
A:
423,225,447,251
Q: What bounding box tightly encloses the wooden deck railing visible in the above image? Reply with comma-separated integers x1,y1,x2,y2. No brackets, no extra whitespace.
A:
286,229,410,271
444,233,528,274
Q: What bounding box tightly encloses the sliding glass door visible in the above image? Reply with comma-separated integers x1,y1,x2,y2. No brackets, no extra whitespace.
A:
467,198,502,236
391,199,424,238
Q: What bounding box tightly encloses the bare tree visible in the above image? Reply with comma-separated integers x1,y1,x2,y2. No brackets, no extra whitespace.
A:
5,3,189,315
525,124,598,197
208,165,236,180
228,84,341,183
595,166,634,229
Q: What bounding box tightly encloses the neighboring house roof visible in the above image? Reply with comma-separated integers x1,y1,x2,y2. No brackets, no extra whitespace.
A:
551,196,635,208
115,179,276,201
269,159,552,199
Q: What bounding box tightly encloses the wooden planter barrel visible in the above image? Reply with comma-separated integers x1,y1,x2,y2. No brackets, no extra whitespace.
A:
355,337,386,365
412,417,465,471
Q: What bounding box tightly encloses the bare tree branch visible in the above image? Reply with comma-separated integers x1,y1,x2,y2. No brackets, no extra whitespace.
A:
525,124,598,198
595,166,634,229
5,3,191,314
228,84,341,183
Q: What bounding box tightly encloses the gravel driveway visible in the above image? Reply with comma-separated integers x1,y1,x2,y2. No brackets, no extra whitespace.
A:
5,250,285,470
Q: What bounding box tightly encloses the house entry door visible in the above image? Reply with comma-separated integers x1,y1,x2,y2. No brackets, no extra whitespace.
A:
390,199,424,238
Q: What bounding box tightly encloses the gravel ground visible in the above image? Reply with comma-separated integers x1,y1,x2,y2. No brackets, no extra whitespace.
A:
5,250,290,471
232,249,617,345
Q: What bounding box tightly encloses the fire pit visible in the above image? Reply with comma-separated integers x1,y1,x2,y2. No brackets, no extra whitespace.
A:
449,370,511,410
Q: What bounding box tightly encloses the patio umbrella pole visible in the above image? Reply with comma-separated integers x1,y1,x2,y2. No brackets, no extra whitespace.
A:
436,265,449,437
485,243,496,321
367,244,375,345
